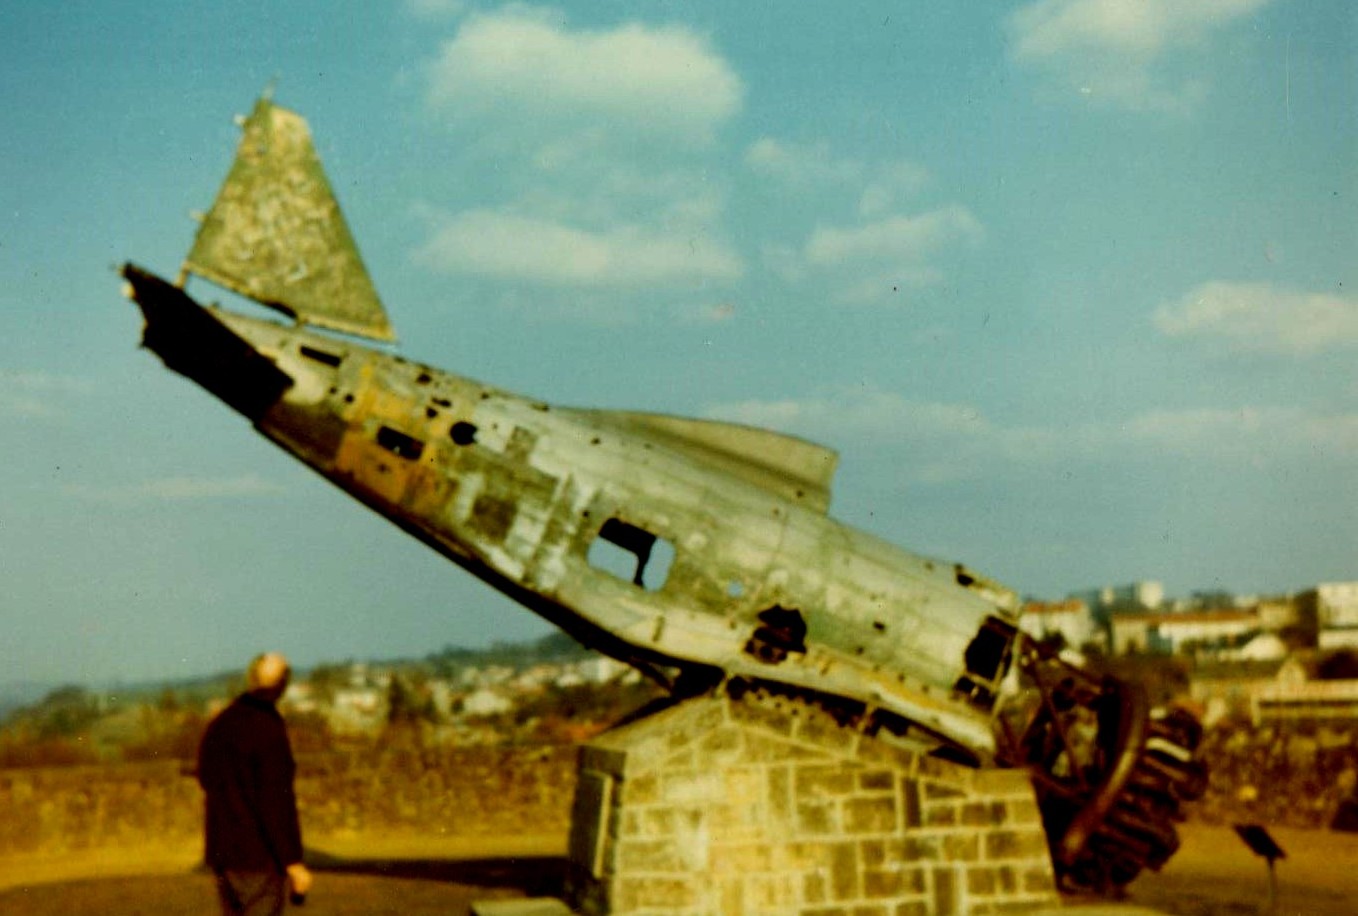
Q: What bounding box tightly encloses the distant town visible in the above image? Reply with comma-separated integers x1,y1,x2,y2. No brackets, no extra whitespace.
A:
3,578,1357,770
1020,579,1358,728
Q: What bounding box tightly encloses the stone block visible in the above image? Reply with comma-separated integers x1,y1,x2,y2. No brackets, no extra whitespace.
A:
768,765,792,822
966,866,997,896
923,802,957,827
972,767,1032,798
804,869,829,904
617,838,687,872
893,902,930,916
901,780,922,828
862,866,900,899
1022,865,1056,895
861,838,886,866
621,772,659,805
858,769,895,792
796,713,859,755
983,829,1049,862
797,800,838,834
844,796,899,833
613,876,698,911
830,841,860,901
896,834,941,861
728,697,796,737
941,833,979,863
854,740,919,773
931,866,957,916
660,769,721,804
917,755,974,789
921,780,965,800
1005,797,1041,826
715,841,773,873
796,764,858,797
700,726,742,757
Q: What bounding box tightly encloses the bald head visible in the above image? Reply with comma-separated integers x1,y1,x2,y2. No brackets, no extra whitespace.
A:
246,652,291,702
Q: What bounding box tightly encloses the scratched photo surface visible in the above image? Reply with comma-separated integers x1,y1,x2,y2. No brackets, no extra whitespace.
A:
2,3,1354,914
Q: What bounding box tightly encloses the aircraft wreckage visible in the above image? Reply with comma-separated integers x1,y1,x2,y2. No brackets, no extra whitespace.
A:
120,96,1205,894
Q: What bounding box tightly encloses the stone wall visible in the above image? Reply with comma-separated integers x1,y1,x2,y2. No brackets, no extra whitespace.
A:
0,744,577,858
565,693,1057,916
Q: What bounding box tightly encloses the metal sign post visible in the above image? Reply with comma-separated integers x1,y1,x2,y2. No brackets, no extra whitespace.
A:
1233,823,1286,914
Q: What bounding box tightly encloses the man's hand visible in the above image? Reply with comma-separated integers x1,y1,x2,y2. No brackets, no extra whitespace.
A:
286,862,313,900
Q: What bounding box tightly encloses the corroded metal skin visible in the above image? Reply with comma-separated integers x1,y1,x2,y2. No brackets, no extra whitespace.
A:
121,265,1019,760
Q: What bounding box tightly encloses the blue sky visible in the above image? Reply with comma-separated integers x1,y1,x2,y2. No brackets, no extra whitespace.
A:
2,1,1353,685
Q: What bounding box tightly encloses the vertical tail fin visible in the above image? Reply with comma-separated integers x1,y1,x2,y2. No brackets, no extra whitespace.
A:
182,97,396,343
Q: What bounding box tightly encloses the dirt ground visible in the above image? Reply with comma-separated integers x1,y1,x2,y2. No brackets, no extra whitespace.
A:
0,825,1355,914
1120,823,1358,916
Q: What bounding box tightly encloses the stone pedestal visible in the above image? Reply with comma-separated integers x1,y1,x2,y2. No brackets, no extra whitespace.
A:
563,692,1059,916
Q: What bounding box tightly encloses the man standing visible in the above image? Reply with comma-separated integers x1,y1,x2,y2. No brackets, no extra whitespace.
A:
198,652,314,914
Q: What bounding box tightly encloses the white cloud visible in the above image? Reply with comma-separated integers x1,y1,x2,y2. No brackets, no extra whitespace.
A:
706,387,1356,484
1153,282,1358,354
744,138,928,216
760,205,983,306
858,162,933,218
745,138,864,187
413,208,743,287
805,206,983,266
1007,0,1273,112
64,475,287,505
426,8,742,142
0,370,93,418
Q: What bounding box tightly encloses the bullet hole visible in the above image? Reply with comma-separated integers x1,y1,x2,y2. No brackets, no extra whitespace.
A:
955,566,976,588
431,397,452,408
450,421,477,446
416,372,432,385
873,621,886,632
744,606,808,665
425,407,438,419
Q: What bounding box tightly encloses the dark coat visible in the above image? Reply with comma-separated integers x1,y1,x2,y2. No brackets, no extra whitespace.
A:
197,692,303,873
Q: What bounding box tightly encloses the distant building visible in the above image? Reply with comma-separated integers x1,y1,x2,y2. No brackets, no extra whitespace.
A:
461,688,513,717
1069,581,1164,622
1303,582,1358,650
1108,608,1258,656
1252,651,1358,725
1018,599,1096,650
1256,595,1304,634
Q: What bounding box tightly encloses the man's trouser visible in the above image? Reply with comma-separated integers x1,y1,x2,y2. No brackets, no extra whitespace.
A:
214,869,287,916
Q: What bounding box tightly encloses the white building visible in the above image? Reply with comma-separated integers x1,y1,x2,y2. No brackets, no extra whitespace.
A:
1313,582,1358,649
1252,653,1358,725
1109,608,1259,656
1018,599,1097,649
1069,581,1164,616
461,687,513,717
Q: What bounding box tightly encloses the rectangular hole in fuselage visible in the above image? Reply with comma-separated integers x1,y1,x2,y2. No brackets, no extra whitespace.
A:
299,345,343,367
588,518,675,591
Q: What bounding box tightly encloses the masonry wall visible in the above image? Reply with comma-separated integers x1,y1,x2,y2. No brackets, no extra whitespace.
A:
567,694,1057,916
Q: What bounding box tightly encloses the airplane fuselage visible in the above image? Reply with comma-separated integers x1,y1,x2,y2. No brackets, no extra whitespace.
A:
124,266,1020,758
